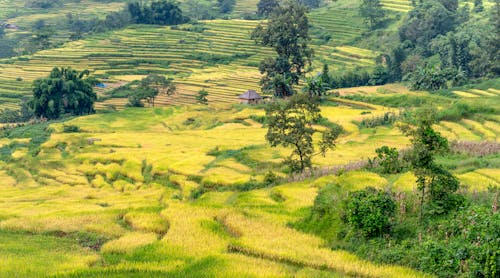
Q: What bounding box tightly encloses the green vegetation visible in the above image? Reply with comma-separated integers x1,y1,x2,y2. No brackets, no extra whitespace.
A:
265,94,342,172
252,0,313,97
31,67,97,119
0,0,499,276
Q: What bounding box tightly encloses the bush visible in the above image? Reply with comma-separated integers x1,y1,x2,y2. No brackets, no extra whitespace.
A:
373,146,402,174
263,170,279,186
62,124,80,133
342,187,396,238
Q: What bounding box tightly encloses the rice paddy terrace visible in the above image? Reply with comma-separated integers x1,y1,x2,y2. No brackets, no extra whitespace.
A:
0,81,499,276
0,0,380,111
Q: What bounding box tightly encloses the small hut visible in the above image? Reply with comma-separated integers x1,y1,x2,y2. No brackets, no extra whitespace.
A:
3,23,19,30
238,90,262,104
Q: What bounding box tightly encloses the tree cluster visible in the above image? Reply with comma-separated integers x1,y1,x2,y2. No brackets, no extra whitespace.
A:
217,0,236,14
30,67,97,119
384,0,499,90
127,74,176,107
128,1,188,25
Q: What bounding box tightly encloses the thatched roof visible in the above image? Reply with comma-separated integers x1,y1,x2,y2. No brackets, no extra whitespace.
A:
239,90,262,100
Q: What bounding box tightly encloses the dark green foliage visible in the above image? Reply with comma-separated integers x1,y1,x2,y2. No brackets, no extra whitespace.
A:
30,20,54,51
302,74,330,97
301,171,498,277
269,188,286,202
399,0,457,54
25,0,62,9
127,74,175,107
257,0,280,17
265,94,341,172
252,1,313,97
374,146,402,174
400,107,463,220
0,121,52,160
30,67,97,119
407,66,465,91
342,187,396,238
264,170,280,186
473,0,484,12
196,90,209,105
299,0,322,8
62,124,80,133
0,101,33,123
359,0,385,29
426,166,464,215
217,0,236,14
128,0,188,25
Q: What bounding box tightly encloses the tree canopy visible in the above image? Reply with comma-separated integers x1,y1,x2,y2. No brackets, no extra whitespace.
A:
128,0,188,25
30,67,97,119
257,0,280,17
265,93,342,172
399,107,463,220
252,0,313,97
359,0,385,29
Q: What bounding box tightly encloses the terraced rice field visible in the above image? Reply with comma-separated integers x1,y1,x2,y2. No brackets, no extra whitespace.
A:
232,0,259,16
309,0,367,46
453,88,500,98
1,93,497,276
1,10,377,110
381,0,413,12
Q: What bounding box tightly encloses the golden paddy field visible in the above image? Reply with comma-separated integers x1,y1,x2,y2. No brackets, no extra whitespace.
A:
0,88,499,276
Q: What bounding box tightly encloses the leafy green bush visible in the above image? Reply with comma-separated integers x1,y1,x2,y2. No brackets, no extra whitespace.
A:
62,125,80,133
341,187,396,238
372,146,402,174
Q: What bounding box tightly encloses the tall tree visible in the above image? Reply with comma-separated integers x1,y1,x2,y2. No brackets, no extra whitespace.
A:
252,0,313,97
359,0,385,29
473,0,484,12
138,74,176,107
257,0,280,17
128,0,187,25
265,94,342,172
31,67,97,119
217,0,236,13
399,107,462,222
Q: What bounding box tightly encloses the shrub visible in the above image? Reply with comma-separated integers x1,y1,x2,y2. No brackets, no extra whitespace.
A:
342,187,396,238
62,124,80,133
263,170,279,186
374,146,402,174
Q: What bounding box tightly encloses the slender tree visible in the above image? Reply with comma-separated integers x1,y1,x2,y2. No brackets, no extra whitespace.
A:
252,0,313,97
359,0,385,29
265,93,342,172
399,107,462,222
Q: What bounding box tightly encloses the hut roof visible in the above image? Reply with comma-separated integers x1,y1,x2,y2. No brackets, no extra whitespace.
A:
239,90,262,100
